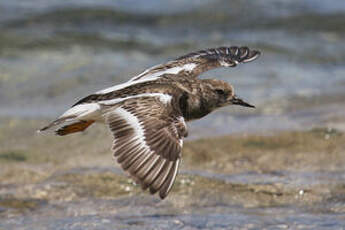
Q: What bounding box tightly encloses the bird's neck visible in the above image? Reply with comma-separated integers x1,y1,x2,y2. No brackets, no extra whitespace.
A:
180,93,212,121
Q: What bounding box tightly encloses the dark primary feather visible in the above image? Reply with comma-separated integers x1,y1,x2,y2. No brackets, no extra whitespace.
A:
176,46,261,65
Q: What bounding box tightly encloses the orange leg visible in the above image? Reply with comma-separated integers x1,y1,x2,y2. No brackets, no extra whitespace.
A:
56,120,95,136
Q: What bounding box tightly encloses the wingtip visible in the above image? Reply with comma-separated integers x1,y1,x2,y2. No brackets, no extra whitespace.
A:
254,50,262,57
242,49,261,63
159,193,167,200
216,46,261,64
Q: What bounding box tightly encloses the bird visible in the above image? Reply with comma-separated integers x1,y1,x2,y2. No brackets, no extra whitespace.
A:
39,46,261,199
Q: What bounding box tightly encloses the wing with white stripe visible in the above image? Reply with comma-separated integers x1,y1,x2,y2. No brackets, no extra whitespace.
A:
104,96,188,199
130,46,261,81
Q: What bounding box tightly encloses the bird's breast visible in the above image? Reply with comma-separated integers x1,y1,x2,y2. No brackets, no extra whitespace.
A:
180,94,211,121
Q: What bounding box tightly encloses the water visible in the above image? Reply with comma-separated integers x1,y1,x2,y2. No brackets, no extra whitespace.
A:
1,166,345,229
1,0,345,229
1,0,345,136
2,208,344,229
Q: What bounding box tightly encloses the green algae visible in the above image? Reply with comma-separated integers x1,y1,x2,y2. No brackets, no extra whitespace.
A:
0,197,45,213
53,171,138,199
0,151,27,162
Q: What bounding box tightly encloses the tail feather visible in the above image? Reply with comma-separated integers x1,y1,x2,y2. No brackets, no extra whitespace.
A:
38,116,76,133
38,103,101,135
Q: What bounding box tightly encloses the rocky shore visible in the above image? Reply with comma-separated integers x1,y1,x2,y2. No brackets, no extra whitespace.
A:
1,118,345,229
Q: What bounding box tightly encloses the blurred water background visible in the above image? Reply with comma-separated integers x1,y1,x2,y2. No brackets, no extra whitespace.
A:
1,0,345,137
1,1,345,229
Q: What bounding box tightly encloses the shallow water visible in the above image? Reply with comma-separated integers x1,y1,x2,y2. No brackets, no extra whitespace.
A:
1,167,345,229
3,206,345,230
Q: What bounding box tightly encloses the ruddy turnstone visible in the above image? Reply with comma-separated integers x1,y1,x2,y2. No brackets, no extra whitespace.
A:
40,46,260,199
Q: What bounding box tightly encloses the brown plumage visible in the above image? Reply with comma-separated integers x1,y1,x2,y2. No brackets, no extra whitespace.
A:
39,46,261,199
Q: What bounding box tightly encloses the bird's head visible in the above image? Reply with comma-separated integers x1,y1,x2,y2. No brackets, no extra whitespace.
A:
202,79,255,109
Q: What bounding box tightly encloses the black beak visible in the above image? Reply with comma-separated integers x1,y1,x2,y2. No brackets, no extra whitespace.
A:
231,95,255,108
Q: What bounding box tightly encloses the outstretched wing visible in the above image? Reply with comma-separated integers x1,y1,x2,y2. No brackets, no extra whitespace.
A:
103,96,188,199
130,46,261,81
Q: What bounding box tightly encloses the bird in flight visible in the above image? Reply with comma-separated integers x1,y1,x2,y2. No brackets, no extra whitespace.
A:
40,46,261,199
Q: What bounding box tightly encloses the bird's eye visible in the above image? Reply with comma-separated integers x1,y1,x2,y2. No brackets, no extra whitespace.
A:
215,89,225,95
